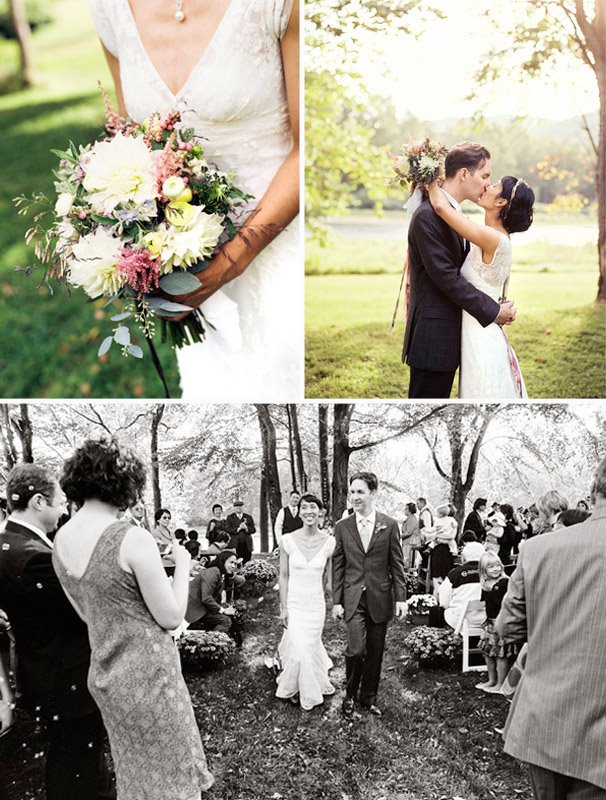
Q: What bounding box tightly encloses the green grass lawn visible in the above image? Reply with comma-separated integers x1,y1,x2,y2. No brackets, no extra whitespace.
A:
305,237,605,399
0,576,532,800
0,0,180,398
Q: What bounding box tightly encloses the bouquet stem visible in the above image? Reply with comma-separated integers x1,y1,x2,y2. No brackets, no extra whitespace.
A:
145,336,172,398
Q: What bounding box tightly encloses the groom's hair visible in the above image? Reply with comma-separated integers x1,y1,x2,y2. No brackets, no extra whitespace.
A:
349,472,378,492
445,142,491,178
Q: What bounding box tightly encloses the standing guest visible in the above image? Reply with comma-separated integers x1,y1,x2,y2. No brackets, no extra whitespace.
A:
463,497,487,542
400,502,420,569
417,496,434,530
475,552,518,694
333,472,407,718
535,490,569,535
186,551,239,638
0,464,115,800
53,439,214,799
424,503,458,595
497,504,518,566
496,455,606,800
576,498,591,513
273,489,303,548
276,494,335,710
206,504,227,546
125,497,146,528
557,508,590,527
226,500,256,563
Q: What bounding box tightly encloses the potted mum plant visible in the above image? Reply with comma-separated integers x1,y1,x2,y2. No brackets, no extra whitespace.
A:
406,593,437,625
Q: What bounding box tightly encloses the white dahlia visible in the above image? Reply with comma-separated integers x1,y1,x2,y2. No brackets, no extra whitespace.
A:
82,132,156,213
161,212,224,271
67,228,124,298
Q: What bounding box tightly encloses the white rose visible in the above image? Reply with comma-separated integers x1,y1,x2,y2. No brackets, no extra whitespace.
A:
162,176,187,200
55,192,74,217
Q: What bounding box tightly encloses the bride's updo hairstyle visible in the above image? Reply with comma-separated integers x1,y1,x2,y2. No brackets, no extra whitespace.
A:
499,176,535,234
299,493,324,510
61,438,146,510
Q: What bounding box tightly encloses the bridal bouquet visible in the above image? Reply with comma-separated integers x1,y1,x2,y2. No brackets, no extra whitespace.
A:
389,137,448,191
14,90,251,393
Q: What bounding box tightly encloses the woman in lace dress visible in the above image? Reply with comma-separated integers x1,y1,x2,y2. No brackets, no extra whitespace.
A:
89,0,300,400
52,439,214,800
428,177,535,399
276,494,336,710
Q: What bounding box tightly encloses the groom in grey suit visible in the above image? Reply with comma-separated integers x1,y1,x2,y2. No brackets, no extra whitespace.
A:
332,472,407,717
496,455,606,799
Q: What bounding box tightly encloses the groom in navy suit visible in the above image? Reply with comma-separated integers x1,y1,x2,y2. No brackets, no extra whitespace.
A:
0,464,114,800
332,472,407,717
403,141,516,399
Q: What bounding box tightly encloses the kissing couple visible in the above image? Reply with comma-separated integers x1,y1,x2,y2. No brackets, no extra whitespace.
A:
402,140,535,400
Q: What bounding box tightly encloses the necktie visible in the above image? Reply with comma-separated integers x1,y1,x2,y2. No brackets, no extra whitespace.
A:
359,518,371,551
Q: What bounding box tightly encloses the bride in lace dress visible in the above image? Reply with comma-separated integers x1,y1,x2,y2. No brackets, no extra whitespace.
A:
89,0,300,400
428,176,535,399
276,494,336,710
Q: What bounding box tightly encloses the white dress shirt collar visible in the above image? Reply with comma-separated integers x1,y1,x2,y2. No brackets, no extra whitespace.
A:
442,190,462,212
9,516,54,549
355,510,376,530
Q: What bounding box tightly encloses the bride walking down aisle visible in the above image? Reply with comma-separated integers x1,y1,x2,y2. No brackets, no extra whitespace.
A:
276,494,336,710
89,0,301,399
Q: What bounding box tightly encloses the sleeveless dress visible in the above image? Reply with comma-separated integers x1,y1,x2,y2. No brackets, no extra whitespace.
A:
276,534,336,710
459,233,527,399
52,520,214,800
89,0,302,400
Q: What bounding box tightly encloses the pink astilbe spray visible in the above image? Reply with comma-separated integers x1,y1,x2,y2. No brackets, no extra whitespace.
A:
155,130,188,195
118,247,161,297
98,82,138,137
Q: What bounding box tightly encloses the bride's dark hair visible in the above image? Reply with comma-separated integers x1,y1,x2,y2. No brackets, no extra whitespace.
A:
499,176,535,234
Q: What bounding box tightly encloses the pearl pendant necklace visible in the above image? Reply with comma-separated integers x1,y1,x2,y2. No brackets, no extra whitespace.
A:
175,0,186,22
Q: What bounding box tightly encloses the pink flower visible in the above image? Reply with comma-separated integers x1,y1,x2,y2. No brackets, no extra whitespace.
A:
117,247,160,297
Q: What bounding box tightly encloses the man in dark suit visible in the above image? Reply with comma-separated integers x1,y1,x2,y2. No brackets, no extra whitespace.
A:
226,500,255,563
496,455,606,799
403,141,516,399
463,497,487,542
0,464,114,800
332,472,407,718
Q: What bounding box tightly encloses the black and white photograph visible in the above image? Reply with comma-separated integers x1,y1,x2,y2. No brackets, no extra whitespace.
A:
0,400,605,799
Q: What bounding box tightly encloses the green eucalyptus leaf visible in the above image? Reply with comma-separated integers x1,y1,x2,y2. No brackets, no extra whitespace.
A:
114,326,131,346
110,311,132,322
128,344,144,358
98,337,113,357
159,271,201,294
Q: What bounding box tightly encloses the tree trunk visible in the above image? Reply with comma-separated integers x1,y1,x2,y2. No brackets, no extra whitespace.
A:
331,404,354,524
0,405,18,471
9,0,36,88
318,404,331,514
289,404,307,491
286,406,297,491
254,405,282,541
596,67,605,301
259,472,270,552
17,404,33,463
150,404,165,511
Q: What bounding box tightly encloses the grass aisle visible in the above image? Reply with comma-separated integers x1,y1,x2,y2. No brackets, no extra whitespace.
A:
1,587,532,800
305,236,605,399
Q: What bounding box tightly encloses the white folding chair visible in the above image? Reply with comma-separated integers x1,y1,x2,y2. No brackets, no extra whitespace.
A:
454,599,487,673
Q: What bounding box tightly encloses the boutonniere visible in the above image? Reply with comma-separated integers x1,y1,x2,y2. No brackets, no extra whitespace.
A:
375,523,387,533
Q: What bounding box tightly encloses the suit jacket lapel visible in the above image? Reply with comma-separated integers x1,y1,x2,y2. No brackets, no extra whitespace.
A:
367,512,387,553
346,513,365,553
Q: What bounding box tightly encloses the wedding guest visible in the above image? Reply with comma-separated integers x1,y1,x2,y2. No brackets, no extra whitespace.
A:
273,489,303,548
125,497,146,528
424,503,457,595
535,490,569,534
206,530,231,556
400,502,420,568
184,529,201,559
206,503,227,546
475,552,518,694
417,496,434,530
496,504,518,566
186,551,239,638
174,528,187,546
152,508,172,549
463,497,487,542
556,508,590,527
496,455,606,799
53,439,214,798
0,464,114,800
226,500,255,563
576,498,591,512
429,541,484,629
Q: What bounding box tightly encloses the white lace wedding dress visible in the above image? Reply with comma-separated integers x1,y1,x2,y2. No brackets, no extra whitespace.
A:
89,0,302,400
459,233,527,399
275,534,335,710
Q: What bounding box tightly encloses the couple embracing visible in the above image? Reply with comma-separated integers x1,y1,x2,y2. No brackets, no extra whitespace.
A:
403,141,535,400
275,472,406,715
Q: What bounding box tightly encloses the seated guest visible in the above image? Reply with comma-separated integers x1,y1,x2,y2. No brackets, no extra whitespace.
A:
535,490,568,534
429,541,485,629
174,528,187,546
206,530,231,556
184,529,201,558
186,552,242,645
557,508,591,527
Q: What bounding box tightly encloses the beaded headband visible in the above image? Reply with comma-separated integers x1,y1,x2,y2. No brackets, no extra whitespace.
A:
503,179,527,218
